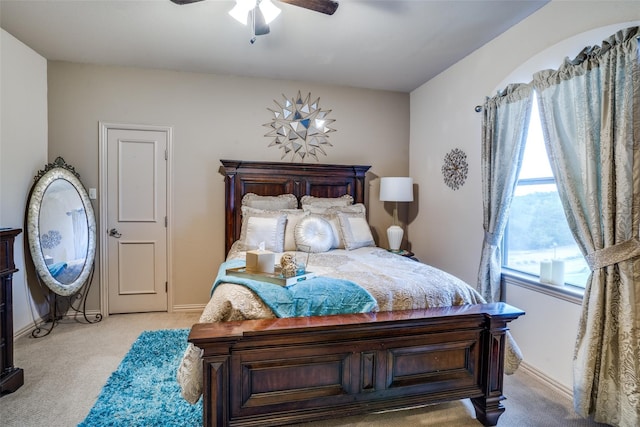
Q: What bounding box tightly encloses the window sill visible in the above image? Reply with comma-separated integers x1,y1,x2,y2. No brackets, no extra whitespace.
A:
501,269,584,305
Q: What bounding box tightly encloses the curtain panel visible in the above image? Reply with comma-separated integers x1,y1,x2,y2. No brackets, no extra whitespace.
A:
533,26,640,427
477,83,533,302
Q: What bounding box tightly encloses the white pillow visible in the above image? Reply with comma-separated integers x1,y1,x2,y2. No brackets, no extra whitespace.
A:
294,216,334,253
242,193,297,210
309,213,342,249
300,194,353,208
238,210,286,252
241,206,307,252
336,211,375,250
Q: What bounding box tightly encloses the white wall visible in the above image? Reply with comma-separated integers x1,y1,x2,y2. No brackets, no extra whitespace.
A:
46,62,410,314
410,0,640,393
0,29,48,334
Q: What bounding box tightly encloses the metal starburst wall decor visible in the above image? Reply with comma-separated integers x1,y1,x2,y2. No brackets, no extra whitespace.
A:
264,91,336,162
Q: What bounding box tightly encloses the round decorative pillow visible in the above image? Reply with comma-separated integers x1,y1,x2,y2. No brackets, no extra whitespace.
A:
294,216,334,253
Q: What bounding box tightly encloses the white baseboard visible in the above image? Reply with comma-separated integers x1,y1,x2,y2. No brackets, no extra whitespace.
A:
172,304,206,313
14,309,102,339
16,306,201,338
518,361,573,400
14,318,45,339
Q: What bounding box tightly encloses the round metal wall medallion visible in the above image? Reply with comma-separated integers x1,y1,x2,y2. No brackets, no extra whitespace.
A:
442,148,468,190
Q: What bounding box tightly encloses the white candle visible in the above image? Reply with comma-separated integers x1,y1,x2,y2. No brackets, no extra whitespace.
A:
551,260,565,286
539,260,552,284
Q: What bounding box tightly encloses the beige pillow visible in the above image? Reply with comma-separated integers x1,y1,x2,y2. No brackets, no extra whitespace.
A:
241,206,307,252
300,204,367,248
300,194,353,208
336,211,375,250
302,203,366,215
238,210,286,252
241,193,297,210
294,216,334,253
283,210,309,251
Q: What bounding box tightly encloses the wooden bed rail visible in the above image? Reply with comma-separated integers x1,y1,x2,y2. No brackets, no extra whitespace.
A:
190,303,524,427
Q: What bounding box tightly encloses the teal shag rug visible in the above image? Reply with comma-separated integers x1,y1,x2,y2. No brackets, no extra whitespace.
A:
79,329,202,426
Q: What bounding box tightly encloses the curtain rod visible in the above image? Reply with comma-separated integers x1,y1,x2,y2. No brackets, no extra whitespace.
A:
475,105,483,112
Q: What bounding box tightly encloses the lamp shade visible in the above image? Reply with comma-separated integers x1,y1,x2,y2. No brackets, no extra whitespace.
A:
379,177,414,202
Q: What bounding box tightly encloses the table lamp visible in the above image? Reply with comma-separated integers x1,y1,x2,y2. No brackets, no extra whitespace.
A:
379,177,414,252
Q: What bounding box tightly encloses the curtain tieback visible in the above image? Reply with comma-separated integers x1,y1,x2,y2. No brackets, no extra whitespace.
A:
585,238,640,270
484,231,501,246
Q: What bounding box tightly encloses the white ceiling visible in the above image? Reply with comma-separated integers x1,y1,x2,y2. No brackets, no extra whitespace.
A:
0,0,549,92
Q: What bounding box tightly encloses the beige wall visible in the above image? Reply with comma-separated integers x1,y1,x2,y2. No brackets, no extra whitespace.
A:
47,62,409,311
409,0,640,393
1,29,48,334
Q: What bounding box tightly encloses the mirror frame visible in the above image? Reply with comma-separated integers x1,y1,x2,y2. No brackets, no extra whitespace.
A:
27,157,97,296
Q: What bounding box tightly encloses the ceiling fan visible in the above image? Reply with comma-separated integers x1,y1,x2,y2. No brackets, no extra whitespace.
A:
170,0,339,43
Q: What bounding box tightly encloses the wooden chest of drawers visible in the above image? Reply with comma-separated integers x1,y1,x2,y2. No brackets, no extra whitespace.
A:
0,228,23,395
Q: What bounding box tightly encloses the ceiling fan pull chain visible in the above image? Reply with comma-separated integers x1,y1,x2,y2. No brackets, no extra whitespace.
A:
250,5,257,44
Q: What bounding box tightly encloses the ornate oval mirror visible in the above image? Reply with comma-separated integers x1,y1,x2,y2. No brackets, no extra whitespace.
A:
27,157,96,296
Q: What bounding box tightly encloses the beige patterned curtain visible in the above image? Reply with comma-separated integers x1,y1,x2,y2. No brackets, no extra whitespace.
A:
533,26,640,427
477,84,533,302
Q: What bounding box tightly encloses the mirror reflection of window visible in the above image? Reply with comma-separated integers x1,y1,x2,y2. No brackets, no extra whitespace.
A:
67,208,88,259
39,179,87,284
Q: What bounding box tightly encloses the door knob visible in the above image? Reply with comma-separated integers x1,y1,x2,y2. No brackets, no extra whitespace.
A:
108,228,122,238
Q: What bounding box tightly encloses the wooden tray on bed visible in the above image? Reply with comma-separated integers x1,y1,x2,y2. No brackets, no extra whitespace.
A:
226,266,316,287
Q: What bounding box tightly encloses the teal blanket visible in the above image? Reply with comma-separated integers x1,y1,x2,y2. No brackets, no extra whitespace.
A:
212,259,378,318
48,261,67,277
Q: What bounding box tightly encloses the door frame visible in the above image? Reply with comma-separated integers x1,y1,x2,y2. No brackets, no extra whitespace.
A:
98,122,173,318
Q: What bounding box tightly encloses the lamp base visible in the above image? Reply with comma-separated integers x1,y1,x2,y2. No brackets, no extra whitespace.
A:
387,225,404,252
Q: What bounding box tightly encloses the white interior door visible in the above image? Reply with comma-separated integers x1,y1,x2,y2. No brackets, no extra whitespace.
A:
105,127,168,314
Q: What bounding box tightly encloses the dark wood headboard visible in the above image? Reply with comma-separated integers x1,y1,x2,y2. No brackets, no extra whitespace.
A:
220,160,371,254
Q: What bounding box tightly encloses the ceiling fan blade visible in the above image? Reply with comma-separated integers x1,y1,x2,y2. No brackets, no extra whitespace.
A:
169,0,205,5
278,0,339,15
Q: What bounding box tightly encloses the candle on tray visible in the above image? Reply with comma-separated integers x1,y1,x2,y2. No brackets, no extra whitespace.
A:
539,260,552,284
551,259,565,286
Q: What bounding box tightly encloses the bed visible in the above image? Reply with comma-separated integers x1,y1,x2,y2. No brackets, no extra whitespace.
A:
177,159,524,426
47,258,85,283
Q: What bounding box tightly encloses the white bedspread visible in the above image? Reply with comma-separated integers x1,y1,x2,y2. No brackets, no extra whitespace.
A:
177,245,522,404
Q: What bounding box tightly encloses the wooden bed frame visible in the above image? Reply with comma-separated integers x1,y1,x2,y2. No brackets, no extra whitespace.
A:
220,159,370,255
189,160,524,426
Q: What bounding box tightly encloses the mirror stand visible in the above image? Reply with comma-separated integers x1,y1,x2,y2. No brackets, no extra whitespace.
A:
30,263,101,338
26,157,101,338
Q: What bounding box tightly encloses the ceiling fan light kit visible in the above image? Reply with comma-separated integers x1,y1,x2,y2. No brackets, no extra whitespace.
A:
171,0,338,43
257,0,282,24
229,0,281,26
228,0,253,25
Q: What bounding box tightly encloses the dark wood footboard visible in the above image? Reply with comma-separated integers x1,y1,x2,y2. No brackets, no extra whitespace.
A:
189,302,524,427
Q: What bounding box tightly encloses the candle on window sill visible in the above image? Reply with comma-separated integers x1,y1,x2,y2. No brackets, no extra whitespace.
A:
539,260,552,284
551,259,565,286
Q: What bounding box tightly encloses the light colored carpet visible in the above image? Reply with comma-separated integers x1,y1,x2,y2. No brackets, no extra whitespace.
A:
0,312,608,427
